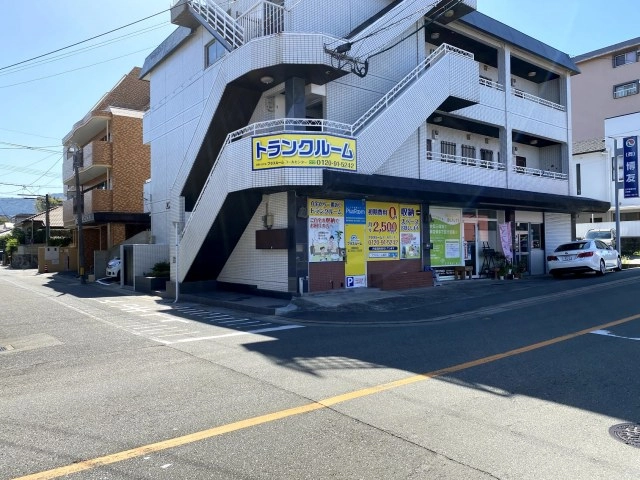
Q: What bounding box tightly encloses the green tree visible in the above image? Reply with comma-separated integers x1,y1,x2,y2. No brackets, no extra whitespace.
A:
5,237,19,259
35,195,62,213
11,227,25,245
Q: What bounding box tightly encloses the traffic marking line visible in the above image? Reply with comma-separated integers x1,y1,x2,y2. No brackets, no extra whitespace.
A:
13,313,640,480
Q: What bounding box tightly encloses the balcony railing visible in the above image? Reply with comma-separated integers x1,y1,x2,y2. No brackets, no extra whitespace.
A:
479,77,504,91
511,88,565,111
513,165,567,180
228,118,352,142
428,151,506,170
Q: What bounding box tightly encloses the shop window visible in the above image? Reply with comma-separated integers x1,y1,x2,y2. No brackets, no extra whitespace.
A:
516,156,526,168
426,138,432,160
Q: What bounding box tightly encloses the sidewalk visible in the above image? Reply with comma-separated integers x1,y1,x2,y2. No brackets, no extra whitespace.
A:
49,270,551,321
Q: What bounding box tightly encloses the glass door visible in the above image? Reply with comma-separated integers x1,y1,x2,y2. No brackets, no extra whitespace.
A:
515,222,530,274
463,221,478,276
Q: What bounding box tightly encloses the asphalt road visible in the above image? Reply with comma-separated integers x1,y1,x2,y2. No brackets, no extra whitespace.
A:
1,267,640,479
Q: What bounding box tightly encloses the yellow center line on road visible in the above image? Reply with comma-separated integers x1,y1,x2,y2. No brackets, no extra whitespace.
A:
14,313,640,480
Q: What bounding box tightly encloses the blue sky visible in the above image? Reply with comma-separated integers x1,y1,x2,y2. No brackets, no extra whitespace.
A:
0,0,637,199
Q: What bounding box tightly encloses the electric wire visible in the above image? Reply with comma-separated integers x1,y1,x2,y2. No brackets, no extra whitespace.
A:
0,9,171,72
0,23,171,77
0,47,155,89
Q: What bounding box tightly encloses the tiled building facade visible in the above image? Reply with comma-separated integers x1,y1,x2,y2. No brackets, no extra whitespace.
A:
62,67,151,276
141,0,608,295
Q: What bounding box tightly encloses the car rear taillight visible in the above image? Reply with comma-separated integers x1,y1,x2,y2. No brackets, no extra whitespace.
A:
577,251,594,258
547,255,558,261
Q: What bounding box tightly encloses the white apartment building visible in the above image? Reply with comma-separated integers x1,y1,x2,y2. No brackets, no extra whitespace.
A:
140,0,607,295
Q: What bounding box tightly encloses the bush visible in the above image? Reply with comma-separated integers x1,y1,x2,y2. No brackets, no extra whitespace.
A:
147,261,170,277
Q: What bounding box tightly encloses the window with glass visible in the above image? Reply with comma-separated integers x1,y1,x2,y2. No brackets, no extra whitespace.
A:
205,39,226,68
613,51,638,67
461,144,476,159
440,141,456,162
613,81,638,99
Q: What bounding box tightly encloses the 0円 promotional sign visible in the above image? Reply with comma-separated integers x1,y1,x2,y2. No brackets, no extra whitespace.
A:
252,134,356,171
308,198,345,262
429,207,462,266
623,136,638,198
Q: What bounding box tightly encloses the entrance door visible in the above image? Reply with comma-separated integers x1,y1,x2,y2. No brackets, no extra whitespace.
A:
463,222,478,276
515,223,530,274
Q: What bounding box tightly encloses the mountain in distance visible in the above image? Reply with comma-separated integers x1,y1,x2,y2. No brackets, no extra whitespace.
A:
0,194,64,219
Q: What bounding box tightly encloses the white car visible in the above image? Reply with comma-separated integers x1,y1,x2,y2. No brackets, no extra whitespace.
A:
106,257,121,279
547,240,621,277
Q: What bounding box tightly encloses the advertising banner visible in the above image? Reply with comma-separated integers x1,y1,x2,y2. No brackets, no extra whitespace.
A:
308,199,344,262
430,207,462,266
499,222,513,263
623,136,638,198
366,201,400,260
400,204,421,259
253,134,356,171
344,199,367,288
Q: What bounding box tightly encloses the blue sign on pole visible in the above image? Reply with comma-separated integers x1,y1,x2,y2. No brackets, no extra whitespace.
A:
623,136,638,198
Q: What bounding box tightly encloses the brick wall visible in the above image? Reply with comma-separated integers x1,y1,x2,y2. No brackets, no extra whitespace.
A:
111,115,150,212
309,262,346,292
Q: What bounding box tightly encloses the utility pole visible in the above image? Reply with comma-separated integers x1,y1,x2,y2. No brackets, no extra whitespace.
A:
45,193,50,247
72,146,86,284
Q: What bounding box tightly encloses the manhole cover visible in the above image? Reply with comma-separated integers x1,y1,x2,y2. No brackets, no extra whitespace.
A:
609,423,640,448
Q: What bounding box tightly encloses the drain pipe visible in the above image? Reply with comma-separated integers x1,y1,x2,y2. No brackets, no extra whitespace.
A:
173,221,180,303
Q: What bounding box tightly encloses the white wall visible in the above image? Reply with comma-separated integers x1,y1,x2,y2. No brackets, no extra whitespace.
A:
218,192,289,291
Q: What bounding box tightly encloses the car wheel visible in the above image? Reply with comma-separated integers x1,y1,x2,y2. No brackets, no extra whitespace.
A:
552,272,562,279
597,259,606,276
615,257,622,271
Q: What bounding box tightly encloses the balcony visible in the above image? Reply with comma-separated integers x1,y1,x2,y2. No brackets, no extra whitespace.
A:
62,140,112,186
84,189,113,214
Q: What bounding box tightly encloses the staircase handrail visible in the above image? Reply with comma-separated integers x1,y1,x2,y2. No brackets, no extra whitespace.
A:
351,43,474,134
188,0,244,49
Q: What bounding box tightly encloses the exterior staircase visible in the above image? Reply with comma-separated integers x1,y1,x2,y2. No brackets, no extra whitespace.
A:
176,42,479,282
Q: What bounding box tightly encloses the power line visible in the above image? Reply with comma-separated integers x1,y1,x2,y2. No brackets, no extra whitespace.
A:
0,8,171,72
0,23,170,77
0,47,155,89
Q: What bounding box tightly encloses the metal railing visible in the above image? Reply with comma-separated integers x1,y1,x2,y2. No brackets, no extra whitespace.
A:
428,151,506,170
479,77,504,91
228,118,352,141
512,165,567,180
187,0,244,49
237,0,285,42
511,88,565,111
351,43,474,134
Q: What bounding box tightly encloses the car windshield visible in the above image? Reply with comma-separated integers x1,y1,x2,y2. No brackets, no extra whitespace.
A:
585,231,611,239
555,242,589,251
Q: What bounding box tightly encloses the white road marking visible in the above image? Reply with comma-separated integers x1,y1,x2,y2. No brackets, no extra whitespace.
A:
160,325,304,344
591,329,640,341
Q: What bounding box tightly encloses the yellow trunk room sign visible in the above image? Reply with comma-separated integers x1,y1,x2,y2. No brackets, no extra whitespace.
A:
252,133,356,171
